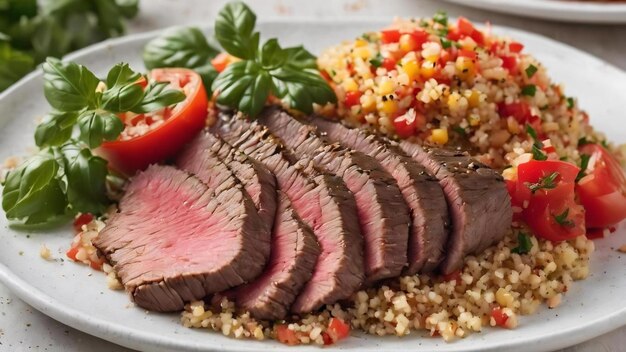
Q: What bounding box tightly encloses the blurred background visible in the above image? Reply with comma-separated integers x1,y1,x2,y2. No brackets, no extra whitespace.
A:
0,0,624,351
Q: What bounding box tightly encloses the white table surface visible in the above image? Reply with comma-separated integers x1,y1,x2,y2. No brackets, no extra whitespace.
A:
1,0,625,351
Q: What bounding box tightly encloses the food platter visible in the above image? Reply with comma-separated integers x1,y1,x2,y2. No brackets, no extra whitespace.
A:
443,0,626,24
0,19,625,352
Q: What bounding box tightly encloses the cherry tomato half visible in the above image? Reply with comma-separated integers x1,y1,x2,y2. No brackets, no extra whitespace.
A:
576,144,626,228
98,68,209,175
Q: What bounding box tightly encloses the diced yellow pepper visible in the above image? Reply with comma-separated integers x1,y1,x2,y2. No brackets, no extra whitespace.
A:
361,94,376,113
420,61,437,80
455,57,476,80
355,39,368,47
468,114,481,126
380,99,398,115
402,60,420,81
378,78,394,96
353,47,371,60
467,90,481,108
431,128,448,145
343,78,359,92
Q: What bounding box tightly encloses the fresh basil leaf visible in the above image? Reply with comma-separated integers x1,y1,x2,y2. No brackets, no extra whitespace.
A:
143,26,220,70
5,0,37,20
43,58,101,111
30,16,72,63
131,81,186,113
259,38,287,68
2,152,68,224
0,41,35,91
101,63,144,112
93,0,125,37
269,66,337,114
61,144,109,214
212,60,271,117
193,63,219,95
215,1,259,60
282,46,317,70
34,111,78,147
77,110,123,148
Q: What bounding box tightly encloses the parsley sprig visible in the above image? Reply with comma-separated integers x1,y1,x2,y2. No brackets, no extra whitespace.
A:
526,171,559,194
511,232,533,254
2,59,185,226
142,2,336,117
526,124,547,161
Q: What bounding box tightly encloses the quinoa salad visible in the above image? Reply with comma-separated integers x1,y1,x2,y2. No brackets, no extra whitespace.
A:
2,2,626,349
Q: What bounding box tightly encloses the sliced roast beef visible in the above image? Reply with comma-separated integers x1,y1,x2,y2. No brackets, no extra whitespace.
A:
226,191,320,320
94,165,270,312
398,142,512,274
258,108,409,283
176,131,277,232
211,114,364,314
308,116,449,274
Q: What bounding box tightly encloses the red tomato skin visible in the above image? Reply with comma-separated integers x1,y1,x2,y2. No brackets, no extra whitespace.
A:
576,144,626,228
499,55,518,73
344,91,362,108
470,29,485,45
410,29,429,49
66,246,79,261
211,53,230,73
457,17,475,36
498,102,533,124
97,68,208,176
381,29,401,44
393,112,421,139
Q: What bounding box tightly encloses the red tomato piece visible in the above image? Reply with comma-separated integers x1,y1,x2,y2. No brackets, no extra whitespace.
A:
73,213,94,233
447,27,462,41
498,102,532,123
443,270,462,283
491,307,509,327
576,144,626,228
457,17,475,36
276,325,300,346
344,91,362,108
382,57,397,71
327,318,350,342
470,29,485,45
410,29,429,49
393,110,423,138
97,68,209,175
514,160,585,241
381,29,401,44
509,41,524,53
499,55,518,72
458,49,477,59
66,246,79,261
322,332,333,345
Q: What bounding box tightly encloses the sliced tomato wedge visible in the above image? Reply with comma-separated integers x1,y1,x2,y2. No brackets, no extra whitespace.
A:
510,160,585,241
97,68,208,175
576,144,626,228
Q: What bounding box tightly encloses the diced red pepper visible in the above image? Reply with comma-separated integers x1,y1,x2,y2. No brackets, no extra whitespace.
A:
509,42,524,53
410,29,430,49
66,246,79,261
73,213,94,233
276,325,300,346
499,55,518,72
491,307,509,327
327,318,350,343
381,29,401,44
458,49,477,59
344,91,362,108
382,57,397,71
457,17,475,36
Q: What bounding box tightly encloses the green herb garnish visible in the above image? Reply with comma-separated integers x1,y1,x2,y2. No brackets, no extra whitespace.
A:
525,64,538,78
2,59,185,225
511,232,533,254
143,27,220,95
433,11,448,26
521,84,537,97
0,0,139,92
576,154,591,182
210,2,336,116
566,97,575,109
369,52,384,68
452,125,467,136
526,171,559,194
526,124,547,161
553,208,575,228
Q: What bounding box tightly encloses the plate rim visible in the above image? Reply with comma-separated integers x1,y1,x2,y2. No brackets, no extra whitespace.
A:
1,18,626,352
442,0,626,23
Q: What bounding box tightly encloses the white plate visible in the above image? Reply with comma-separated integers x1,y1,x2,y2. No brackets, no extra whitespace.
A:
1,19,625,352
443,0,626,23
